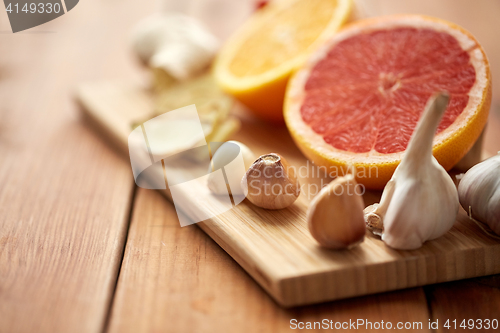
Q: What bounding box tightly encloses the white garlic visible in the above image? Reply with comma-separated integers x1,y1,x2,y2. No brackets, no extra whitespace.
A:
363,93,459,250
131,13,219,80
207,141,256,196
458,152,500,235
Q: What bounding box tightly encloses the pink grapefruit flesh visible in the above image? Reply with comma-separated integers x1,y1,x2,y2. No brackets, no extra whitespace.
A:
301,27,476,154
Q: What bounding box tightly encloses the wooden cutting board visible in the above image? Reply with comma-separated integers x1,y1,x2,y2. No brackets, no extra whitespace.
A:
77,81,500,307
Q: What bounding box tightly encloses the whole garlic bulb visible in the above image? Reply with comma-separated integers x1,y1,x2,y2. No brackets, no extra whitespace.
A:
131,13,219,80
364,93,459,250
207,141,256,196
307,175,365,249
458,152,500,235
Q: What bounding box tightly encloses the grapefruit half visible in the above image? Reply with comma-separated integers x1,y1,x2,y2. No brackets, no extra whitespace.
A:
284,15,491,189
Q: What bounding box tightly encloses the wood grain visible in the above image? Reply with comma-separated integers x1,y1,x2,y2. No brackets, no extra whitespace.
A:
108,188,432,333
0,1,156,332
425,279,500,332
76,83,500,307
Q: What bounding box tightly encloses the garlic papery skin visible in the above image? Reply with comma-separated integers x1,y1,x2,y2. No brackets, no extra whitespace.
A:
458,152,500,235
241,153,300,210
363,93,459,250
364,203,384,237
131,13,219,80
207,141,256,196
307,175,365,249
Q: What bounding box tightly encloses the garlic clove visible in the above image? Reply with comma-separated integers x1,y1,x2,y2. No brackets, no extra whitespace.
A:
241,153,300,210
207,141,256,196
364,92,459,250
131,13,219,80
458,152,500,235
307,175,365,249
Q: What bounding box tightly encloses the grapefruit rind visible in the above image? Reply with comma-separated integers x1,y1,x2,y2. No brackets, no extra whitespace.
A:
284,15,491,189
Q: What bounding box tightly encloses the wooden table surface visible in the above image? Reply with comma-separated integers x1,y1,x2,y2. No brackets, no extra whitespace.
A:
1,1,500,332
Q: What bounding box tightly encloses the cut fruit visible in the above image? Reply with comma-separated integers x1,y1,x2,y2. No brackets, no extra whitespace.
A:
285,15,491,189
214,0,354,122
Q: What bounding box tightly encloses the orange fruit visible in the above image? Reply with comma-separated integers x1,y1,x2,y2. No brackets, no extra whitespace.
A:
284,15,491,189
214,0,354,122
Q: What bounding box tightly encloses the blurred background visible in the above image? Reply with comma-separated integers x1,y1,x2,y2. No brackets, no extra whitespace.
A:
3,0,500,102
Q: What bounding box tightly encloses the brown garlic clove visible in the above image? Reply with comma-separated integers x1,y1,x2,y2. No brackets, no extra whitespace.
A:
241,153,300,210
307,175,366,249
